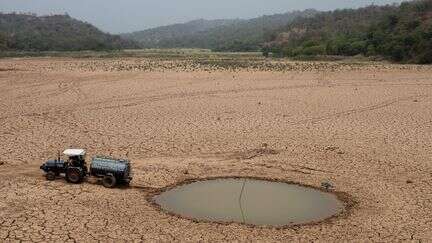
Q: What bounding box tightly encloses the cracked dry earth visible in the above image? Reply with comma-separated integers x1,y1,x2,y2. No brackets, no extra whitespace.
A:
0,57,432,242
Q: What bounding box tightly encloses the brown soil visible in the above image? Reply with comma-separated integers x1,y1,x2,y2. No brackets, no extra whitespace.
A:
0,57,432,242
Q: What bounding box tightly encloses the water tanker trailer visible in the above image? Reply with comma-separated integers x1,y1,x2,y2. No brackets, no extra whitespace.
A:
90,156,132,188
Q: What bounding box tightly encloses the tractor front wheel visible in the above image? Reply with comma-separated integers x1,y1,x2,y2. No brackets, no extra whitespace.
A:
102,175,117,188
66,168,83,184
46,171,56,181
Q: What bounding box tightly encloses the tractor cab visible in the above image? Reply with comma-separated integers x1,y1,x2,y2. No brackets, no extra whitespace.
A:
63,149,86,167
62,149,88,183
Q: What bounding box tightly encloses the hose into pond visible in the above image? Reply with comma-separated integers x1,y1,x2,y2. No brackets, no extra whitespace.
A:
239,178,247,224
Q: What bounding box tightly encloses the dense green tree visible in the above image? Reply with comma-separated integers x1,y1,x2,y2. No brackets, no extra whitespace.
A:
364,0,432,63
0,13,138,51
0,32,7,50
265,0,432,64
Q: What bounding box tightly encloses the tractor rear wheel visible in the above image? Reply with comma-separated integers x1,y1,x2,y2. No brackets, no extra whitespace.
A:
66,168,83,184
46,171,56,181
102,175,117,188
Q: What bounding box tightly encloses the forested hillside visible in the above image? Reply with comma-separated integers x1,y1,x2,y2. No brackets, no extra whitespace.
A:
122,19,240,48
123,10,317,51
264,0,432,63
0,13,138,51
1,0,430,63
0,31,7,50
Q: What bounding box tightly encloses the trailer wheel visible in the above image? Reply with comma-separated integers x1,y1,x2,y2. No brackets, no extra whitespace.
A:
46,171,56,181
66,168,82,184
102,175,117,188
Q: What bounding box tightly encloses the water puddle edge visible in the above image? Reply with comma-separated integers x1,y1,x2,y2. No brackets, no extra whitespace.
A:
149,177,350,227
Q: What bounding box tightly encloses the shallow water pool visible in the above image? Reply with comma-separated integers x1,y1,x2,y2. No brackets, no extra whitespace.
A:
154,178,344,226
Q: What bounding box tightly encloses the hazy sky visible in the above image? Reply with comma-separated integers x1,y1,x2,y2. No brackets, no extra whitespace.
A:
0,0,405,33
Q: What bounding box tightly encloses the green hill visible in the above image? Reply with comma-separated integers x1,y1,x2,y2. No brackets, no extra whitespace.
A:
122,19,240,48
264,0,432,63
123,10,317,51
0,13,138,51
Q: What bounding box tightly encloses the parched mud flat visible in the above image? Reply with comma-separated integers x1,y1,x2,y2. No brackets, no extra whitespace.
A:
0,57,432,241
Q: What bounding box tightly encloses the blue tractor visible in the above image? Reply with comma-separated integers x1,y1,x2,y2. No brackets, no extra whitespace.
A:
40,149,132,188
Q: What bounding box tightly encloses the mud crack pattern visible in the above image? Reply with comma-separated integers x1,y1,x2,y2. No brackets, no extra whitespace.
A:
0,57,432,241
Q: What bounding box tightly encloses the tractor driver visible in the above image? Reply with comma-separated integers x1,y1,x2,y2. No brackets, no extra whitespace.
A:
68,155,85,167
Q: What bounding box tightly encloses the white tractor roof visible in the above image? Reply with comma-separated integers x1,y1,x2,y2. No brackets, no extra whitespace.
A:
63,149,86,157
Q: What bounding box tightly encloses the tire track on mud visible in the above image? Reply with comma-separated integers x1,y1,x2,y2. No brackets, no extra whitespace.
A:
291,95,428,125
0,81,429,121
74,82,432,111
86,83,329,110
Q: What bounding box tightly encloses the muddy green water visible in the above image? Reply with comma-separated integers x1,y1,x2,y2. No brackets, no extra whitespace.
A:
154,178,344,226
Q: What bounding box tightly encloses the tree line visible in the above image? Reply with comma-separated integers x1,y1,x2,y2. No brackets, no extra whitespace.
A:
263,0,432,64
0,13,137,52
123,10,318,52
1,1,431,64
